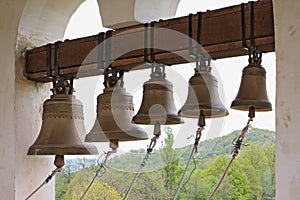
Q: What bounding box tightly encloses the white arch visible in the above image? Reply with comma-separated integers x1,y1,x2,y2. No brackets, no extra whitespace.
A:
12,1,88,199
17,0,85,49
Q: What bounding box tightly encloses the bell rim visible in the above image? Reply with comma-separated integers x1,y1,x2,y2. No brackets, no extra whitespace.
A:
178,105,229,119
230,100,272,112
132,114,184,125
85,132,148,142
27,144,98,155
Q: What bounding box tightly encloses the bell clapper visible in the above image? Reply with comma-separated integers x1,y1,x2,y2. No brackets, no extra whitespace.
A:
147,122,161,153
172,110,205,200
207,106,255,200
123,122,161,200
80,140,118,200
25,155,65,200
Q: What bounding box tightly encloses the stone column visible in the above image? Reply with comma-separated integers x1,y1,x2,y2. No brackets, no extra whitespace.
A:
273,0,300,199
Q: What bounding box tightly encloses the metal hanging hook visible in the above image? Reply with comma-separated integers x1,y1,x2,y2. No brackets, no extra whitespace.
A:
187,12,211,73
241,1,262,65
150,63,166,79
103,68,125,89
51,76,74,95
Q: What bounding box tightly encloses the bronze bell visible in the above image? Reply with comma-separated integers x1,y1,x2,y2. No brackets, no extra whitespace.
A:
132,64,183,125
28,79,98,155
231,50,272,111
178,61,229,119
85,73,148,142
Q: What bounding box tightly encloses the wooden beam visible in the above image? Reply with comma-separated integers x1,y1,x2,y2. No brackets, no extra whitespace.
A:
25,0,274,82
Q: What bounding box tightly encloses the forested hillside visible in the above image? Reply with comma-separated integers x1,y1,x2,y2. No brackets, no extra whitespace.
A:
56,127,275,200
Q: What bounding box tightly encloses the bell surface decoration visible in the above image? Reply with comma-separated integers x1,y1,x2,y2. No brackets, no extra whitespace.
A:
85,75,148,142
28,93,98,155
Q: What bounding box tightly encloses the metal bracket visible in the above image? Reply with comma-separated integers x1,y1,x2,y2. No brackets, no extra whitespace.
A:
98,32,104,70
54,41,60,78
105,30,113,70
144,22,155,64
46,44,51,77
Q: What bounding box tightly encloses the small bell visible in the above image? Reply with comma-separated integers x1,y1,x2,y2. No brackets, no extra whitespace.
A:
85,71,148,142
231,50,272,111
28,78,98,155
178,59,229,118
132,64,183,125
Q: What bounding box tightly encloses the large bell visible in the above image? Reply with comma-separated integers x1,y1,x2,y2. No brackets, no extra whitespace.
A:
28,92,98,155
85,74,148,142
132,64,183,125
178,63,229,119
231,51,272,111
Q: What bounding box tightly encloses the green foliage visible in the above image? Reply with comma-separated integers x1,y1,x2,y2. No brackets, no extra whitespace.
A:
261,144,276,199
56,127,275,200
64,169,122,200
177,128,275,162
159,127,182,198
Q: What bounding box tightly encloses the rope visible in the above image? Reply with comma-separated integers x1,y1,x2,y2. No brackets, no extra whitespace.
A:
206,157,235,200
25,167,61,200
172,127,202,200
207,118,252,200
123,124,161,200
181,156,197,192
123,150,151,200
80,150,116,200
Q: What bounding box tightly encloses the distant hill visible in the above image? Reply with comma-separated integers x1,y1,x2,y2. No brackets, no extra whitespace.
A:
107,127,275,171
56,127,275,199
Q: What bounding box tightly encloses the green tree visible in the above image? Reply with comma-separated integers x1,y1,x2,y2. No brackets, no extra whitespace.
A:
159,126,182,199
203,155,251,200
261,144,275,199
64,169,122,200
238,143,264,199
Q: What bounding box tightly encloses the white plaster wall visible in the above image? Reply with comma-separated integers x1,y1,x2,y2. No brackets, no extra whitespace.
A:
16,1,87,198
0,1,21,198
98,0,180,29
18,0,85,47
0,0,86,199
134,0,180,23
14,50,54,200
98,0,138,29
273,0,300,199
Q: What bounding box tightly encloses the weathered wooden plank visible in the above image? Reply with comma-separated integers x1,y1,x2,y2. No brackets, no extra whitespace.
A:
26,0,274,82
